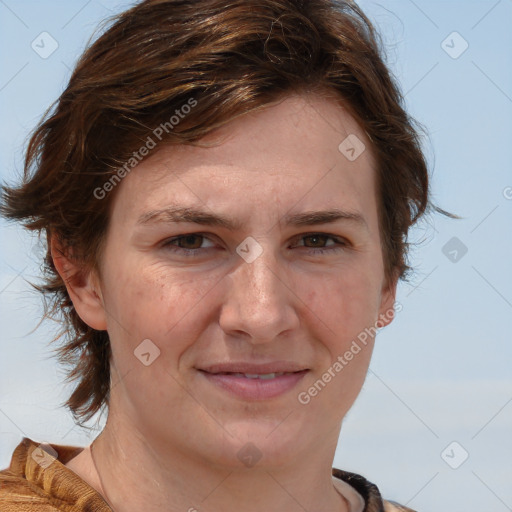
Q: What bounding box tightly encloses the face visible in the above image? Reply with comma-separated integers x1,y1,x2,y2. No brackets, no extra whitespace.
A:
76,93,397,468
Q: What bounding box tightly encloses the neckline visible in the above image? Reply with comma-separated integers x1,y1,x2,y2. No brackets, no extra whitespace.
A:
9,438,375,512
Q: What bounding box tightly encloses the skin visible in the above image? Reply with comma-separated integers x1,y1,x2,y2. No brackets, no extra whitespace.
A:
56,92,398,512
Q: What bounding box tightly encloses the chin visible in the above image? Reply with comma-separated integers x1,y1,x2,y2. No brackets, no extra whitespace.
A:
202,418,306,470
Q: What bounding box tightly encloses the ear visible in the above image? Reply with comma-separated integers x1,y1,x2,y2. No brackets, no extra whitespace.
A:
50,235,108,331
376,270,399,329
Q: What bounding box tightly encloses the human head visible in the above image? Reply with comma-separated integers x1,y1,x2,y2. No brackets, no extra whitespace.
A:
0,0,443,425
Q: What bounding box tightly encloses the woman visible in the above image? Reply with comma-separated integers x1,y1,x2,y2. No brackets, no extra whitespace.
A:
0,0,450,510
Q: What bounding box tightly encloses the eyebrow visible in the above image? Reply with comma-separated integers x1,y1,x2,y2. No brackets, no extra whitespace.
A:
137,206,368,231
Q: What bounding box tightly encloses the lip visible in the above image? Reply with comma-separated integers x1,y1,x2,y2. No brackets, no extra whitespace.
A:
197,366,309,400
197,361,309,374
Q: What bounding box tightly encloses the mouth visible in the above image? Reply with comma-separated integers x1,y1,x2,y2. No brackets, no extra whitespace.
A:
196,364,309,400
203,371,298,380
197,361,309,374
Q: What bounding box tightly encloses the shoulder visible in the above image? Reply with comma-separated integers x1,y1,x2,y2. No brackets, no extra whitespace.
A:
0,437,103,512
0,468,59,511
332,467,418,512
0,438,60,511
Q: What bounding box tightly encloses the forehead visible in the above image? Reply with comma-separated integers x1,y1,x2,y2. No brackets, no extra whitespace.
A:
109,93,379,230
147,93,374,174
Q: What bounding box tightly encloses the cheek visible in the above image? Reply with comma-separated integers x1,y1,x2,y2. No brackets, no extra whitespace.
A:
302,273,378,415
101,263,222,408
303,267,381,342
102,260,222,354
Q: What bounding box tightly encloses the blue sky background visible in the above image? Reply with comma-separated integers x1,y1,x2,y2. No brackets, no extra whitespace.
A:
0,1,511,510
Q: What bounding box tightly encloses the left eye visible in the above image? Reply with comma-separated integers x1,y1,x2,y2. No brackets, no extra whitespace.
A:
162,233,347,256
294,234,347,253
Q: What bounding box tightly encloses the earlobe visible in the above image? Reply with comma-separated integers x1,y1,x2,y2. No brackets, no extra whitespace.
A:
50,235,108,331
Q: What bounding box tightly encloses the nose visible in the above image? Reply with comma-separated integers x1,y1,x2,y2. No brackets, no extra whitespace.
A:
219,245,299,344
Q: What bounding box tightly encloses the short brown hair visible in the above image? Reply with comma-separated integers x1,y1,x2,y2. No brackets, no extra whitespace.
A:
0,0,453,425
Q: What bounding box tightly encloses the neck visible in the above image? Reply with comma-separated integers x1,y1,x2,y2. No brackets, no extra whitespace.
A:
82,415,349,512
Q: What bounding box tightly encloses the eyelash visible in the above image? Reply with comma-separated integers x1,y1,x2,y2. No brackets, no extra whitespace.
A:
161,233,349,257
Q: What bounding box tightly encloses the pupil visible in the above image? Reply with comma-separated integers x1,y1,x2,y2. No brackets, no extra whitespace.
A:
184,235,201,248
308,235,323,247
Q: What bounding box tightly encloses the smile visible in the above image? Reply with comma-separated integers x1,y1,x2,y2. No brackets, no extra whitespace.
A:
198,369,309,400
215,372,287,379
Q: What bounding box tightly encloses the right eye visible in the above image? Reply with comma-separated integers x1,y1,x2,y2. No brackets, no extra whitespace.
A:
162,233,217,256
